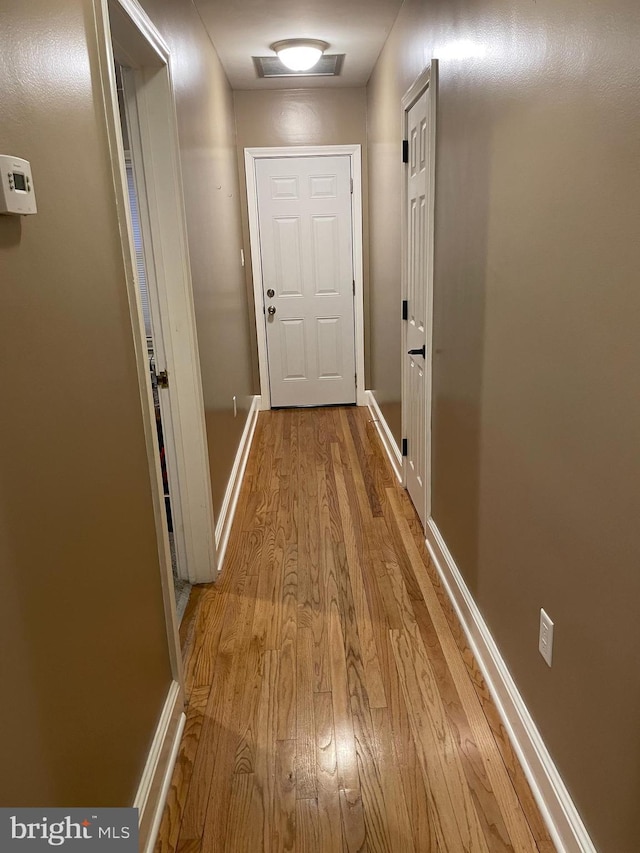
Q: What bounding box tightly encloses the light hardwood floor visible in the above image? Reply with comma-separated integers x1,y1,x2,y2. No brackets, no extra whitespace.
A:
156,407,555,852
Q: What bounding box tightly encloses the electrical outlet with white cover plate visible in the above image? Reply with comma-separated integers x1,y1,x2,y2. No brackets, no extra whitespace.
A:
539,608,554,667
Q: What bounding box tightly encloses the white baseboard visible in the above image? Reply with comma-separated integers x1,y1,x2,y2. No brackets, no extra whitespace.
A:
215,395,261,572
134,680,186,853
365,390,403,484
425,519,595,853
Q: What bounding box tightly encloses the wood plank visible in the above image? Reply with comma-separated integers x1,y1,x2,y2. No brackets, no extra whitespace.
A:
275,738,296,852
390,628,490,853
178,583,205,666
178,582,253,846
154,684,209,853
376,630,437,851
222,772,261,853
416,536,553,849
339,410,398,637
296,626,317,799
314,691,343,853
413,595,528,852
231,636,263,775
386,486,545,852
195,572,262,850
265,497,286,653
345,408,383,517
251,511,278,651
323,470,394,851
387,539,515,850
339,789,368,853
182,590,224,699
330,441,387,709
254,649,280,853
315,407,334,465
327,603,360,795
161,563,260,850
296,798,320,853
175,839,202,853
276,539,298,740
299,409,330,692
370,706,417,853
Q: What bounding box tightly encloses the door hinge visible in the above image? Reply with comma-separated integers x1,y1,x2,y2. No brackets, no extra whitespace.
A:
402,438,408,457
157,369,169,389
350,177,353,194
402,299,408,320
352,279,355,296
402,140,409,164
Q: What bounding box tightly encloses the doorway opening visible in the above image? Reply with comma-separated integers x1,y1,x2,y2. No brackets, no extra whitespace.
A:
101,0,217,601
114,62,190,621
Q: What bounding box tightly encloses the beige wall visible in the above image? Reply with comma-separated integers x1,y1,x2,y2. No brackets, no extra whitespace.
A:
233,88,370,390
0,0,172,805
0,0,255,808
366,44,405,444
141,0,255,519
368,0,640,850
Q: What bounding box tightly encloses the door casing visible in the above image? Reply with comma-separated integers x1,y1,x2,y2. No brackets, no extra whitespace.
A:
245,145,366,410
94,0,221,704
401,61,438,522
97,0,217,592
120,68,195,585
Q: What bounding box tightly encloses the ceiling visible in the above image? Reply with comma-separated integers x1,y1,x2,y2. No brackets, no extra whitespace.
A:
193,0,406,90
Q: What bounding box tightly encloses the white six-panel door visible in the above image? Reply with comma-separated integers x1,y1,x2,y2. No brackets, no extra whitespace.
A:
255,156,356,408
404,88,431,527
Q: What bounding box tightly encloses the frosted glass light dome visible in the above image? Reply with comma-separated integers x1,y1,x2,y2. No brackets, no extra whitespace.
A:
271,39,329,72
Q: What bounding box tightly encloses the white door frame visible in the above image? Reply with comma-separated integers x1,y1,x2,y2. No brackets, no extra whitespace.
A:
120,70,198,587
94,0,218,654
245,145,366,409
94,0,216,590
401,61,438,519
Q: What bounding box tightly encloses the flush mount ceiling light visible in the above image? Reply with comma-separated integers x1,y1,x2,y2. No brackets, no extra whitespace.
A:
271,39,329,72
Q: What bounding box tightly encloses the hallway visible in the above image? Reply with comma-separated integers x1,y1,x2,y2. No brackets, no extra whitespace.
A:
156,407,554,852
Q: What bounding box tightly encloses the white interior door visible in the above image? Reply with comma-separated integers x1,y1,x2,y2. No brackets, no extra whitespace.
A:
255,156,356,408
403,88,432,528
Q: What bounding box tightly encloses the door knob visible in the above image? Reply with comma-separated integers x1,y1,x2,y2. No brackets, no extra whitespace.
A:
268,306,276,316
267,288,275,298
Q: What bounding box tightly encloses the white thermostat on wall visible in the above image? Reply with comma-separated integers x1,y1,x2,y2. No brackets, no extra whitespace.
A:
0,155,37,215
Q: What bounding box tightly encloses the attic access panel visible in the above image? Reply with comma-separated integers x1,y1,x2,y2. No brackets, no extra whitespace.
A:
253,54,344,78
